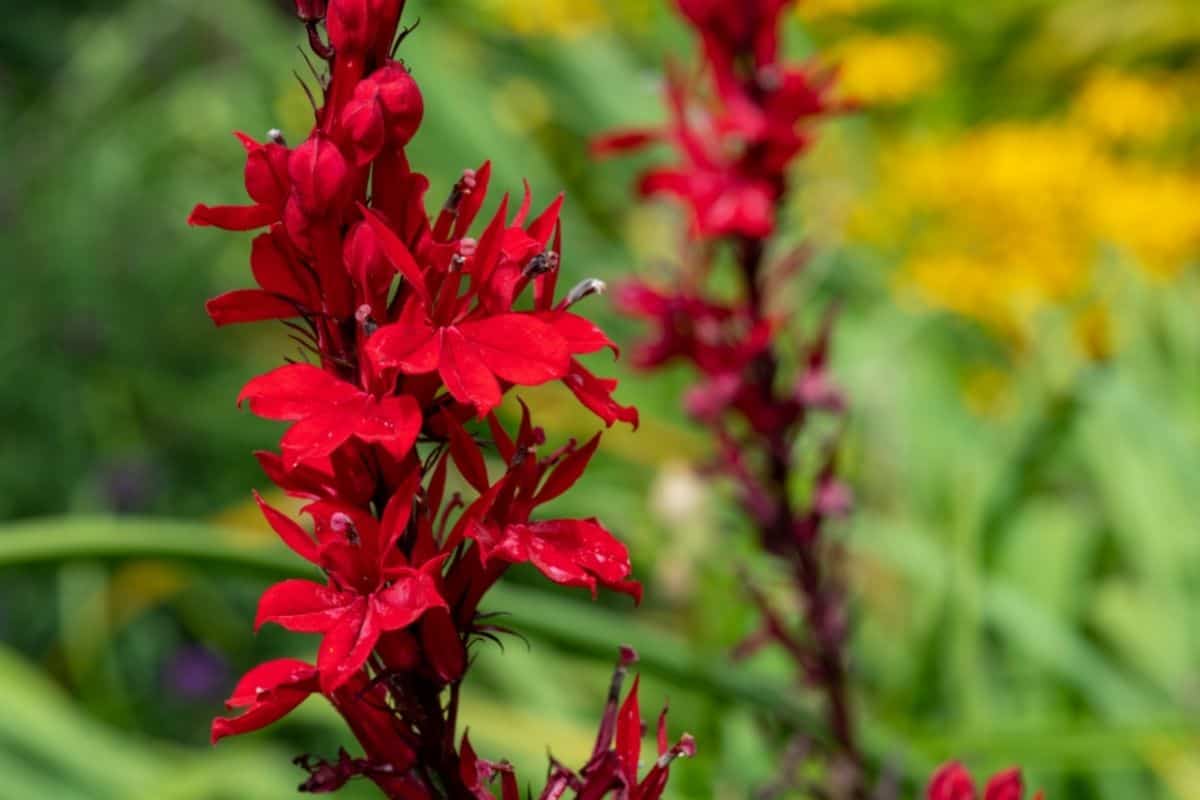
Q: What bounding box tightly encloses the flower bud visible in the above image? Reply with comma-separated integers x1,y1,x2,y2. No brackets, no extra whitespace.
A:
288,134,350,216
339,80,386,166
327,0,402,58
326,0,371,54
294,0,328,22
372,63,424,146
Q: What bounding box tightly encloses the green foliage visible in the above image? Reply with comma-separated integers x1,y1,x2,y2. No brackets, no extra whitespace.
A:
1,0,1199,798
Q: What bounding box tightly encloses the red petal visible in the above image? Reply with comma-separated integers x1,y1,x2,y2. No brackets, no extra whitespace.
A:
225,658,318,709
590,128,660,156
255,579,353,632
316,597,376,692
616,675,642,787
188,203,277,230
237,364,360,420
534,433,600,506
444,413,489,494
486,413,515,464
526,192,564,246
368,321,441,374
474,519,639,601
424,448,451,519
636,168,691,200
350,394,423,456
470,193,509,285
440,327,502,415
983,769,1024,800
562,359,639,428
280,409,363,469
360,205,430,304
927,762,977,800
254,491,319,564
536,311,617,356
459,731,482,790
656,705,669,756
380,470,422,557
212,658,318,743
241,137,291,209
250,230,309,301
457,314,570,385
371,567,446,630
206,289,298,326
513,180,533,227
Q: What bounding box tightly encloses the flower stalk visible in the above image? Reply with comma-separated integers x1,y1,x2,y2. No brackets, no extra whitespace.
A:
191,1,690,796
595,0,863,795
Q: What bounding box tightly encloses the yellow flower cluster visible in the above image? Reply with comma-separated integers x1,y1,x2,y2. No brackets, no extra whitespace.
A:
855,72,1200,351
1071,69,1183,144
799,0,881,21
475,0,651,38
828,32,948,105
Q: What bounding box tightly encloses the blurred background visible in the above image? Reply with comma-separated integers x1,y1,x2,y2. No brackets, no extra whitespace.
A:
2,0,1199,797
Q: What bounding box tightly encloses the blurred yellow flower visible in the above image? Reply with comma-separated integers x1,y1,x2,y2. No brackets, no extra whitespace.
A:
1071,69,1182,144
864,124,1101,341
858,114,1200,349
478,0,609,38
1089,164,1200,278
799,0,881,21
828,33,948,105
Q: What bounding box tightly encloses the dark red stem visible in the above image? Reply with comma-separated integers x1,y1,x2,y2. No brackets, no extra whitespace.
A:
735,236,864,798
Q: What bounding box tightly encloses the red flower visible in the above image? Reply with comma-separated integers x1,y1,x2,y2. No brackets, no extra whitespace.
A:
593,30,834,241
198,0,658,794
189,133,290,231
928,762,1044,800
439,407,641,602
361,198,573,415
368,311,570,416
237,363,421,468
255,558,445,692
543,649,695,800
205,226,318,327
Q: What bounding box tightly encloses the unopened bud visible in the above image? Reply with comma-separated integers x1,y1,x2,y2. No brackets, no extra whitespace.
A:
618,645,638,667
294,0,328,22
562,277,606,308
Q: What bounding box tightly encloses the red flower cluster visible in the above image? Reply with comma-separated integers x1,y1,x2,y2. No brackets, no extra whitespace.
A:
596,0,858,796
594,0,834,239
928,763,1045,800
192,1,688,796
